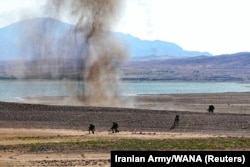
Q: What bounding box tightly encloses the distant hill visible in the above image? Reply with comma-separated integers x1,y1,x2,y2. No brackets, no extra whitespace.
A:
0,17,212,61
121,52,250,81
1,52,249,81
114,33,212,57
0,18,83,61
2,17,248,81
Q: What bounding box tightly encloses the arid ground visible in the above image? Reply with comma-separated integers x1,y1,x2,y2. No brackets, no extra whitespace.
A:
0,92,250,166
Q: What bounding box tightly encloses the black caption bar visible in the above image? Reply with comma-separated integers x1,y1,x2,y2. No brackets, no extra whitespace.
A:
111,151,249,167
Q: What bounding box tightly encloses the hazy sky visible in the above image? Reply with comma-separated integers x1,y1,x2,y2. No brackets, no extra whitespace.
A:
0,0,249,55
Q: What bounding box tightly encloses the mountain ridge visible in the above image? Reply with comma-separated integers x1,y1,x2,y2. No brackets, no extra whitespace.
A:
1,52,249,81
0,17,212,61
122,52,250,81
1,18,249,81
114,32,212,57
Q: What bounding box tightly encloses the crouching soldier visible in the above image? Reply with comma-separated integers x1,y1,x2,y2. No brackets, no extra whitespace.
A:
88,124,95,134
111,122,119,133
207,105,215,113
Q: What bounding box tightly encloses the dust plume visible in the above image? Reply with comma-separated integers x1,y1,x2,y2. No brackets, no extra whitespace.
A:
45,0,128,106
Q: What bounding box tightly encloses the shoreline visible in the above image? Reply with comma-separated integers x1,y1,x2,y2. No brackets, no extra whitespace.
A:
1,93,249,166
4,92,250,114
0,93,249,135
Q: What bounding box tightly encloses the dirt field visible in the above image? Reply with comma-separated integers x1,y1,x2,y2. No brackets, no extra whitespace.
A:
0,92,250,166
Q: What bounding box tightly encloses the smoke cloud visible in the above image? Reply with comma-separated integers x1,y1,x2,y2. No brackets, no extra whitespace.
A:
43,0,128,106
4,0,129,107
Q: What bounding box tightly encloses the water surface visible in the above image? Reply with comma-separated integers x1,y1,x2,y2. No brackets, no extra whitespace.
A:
0,80,250,101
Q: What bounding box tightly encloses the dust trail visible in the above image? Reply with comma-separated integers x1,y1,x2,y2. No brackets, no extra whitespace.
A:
45,0,128,106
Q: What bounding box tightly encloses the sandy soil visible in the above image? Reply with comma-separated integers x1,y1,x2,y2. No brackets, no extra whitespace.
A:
0,92,250,166
0,128,246,167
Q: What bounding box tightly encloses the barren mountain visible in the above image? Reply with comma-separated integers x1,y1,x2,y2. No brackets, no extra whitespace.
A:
122,52,250,81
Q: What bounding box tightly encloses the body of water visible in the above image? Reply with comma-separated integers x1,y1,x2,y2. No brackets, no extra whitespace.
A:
0,80,250,101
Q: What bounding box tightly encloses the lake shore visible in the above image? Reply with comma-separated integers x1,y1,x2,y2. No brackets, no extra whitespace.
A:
15,92,250,114
0,92,249,166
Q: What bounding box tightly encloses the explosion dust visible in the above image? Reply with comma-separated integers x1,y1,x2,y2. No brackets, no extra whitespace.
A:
44,0,128,106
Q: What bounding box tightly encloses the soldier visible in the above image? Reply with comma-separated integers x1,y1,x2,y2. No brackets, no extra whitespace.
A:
208,105,215,113
111,122,119,133
88,124,95,134
170,115,179,130
174,115,179,126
